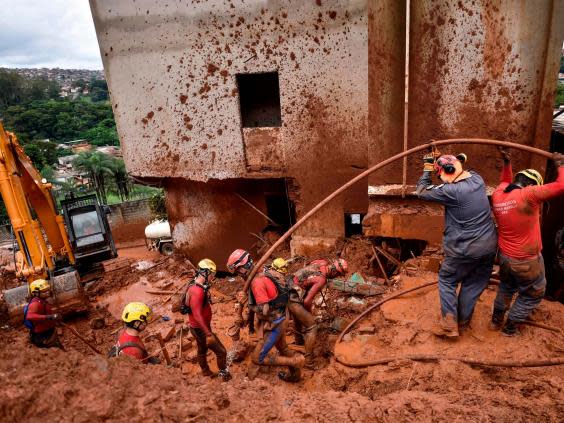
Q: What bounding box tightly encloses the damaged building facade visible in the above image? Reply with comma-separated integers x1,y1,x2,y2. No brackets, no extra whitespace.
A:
90,0,564,267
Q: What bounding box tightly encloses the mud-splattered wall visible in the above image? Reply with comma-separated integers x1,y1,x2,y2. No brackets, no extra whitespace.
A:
90,0,564,262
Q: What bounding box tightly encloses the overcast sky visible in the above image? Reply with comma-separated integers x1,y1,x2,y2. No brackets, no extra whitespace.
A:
0,0,102,69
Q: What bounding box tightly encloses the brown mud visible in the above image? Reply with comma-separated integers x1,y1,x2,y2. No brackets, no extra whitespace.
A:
1,243,563,422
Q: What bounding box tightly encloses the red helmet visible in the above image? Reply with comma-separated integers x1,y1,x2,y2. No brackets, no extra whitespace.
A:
227,249,252,272
333,258,348,275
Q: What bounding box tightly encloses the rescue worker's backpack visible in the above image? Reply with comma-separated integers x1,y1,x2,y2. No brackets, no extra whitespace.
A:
23,303,34,330
249,269,290,312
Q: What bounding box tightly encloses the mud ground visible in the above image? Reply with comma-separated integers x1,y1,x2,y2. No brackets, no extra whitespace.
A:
1,240,563,422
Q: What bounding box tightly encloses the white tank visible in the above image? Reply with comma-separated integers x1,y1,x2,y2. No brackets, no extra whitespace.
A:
144,220,171,239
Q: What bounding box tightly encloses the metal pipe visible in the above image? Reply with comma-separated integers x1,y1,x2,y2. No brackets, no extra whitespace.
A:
243,138,553,292
401,0,411,198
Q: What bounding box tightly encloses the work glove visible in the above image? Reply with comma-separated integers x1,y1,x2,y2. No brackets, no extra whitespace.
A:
498,147,511,163
236,290,247,304
553,152,564,167
422,153,436,172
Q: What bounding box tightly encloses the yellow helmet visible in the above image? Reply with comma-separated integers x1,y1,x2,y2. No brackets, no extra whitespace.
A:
516,169,543,186
122,302,152,323
198,258,217,273
272,258,288,273
29,279,50,295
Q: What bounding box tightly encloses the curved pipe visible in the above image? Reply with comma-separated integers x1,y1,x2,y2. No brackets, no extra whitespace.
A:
244,138,553,291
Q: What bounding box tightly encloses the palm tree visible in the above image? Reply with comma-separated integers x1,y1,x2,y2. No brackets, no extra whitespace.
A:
73,151,114,203
110,158,130,201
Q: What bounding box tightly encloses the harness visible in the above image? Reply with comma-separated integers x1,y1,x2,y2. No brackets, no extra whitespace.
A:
182,281,211,315
107,340,148,359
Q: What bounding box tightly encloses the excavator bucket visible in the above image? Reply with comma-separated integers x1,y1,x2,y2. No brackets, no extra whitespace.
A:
2,271,86,323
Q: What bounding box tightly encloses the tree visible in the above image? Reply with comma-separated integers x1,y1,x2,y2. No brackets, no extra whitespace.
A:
40,165,55,182
79,125,119,146
110,158,130,201
148,191,168,220
73,151,115,204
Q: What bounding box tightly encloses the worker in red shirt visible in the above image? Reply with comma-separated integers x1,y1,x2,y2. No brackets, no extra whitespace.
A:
491,150,564,335
110,302,159,363
226,249,256,339
184,259,231,381
24,279,63,349
248,261,305,382
289,257,347,369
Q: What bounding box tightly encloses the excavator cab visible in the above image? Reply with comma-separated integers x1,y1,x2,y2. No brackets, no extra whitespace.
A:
60,194,117,267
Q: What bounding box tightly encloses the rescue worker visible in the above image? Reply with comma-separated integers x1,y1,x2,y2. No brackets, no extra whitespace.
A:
111,302,158,363
24,279,63,349
490,150,564,335
417,152,497,337
288,257,347,369
227,249,305,382
185,259,231,381
226,249,256,338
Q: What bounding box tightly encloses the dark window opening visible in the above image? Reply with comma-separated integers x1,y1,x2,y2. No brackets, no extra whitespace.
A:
345,213,365,237
237,72,282,128
265,194,295,231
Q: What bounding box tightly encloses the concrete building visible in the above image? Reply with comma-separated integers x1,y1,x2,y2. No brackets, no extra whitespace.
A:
90,0,564,267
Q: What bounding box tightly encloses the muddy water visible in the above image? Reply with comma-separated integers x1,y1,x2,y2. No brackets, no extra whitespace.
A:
100,276,155,319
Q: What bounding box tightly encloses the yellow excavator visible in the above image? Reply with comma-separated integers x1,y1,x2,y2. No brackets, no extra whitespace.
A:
0,122,117,320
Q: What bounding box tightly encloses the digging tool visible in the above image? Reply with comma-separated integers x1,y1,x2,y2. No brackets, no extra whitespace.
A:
156,333,172,365
60,322,102,355
244,138,554,290
371,245,390,284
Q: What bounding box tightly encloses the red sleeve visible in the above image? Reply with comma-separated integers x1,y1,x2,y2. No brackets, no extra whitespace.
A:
26,301,50,322
188,286,211,335
501,162,513,184
524,167,564,204
303,275,326,311
251,276,276,305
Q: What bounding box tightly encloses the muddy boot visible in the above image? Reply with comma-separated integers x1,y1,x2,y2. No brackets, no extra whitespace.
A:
218,369,232,382
502,319,520,337
278,367,302,383
247,362,260,380
303,325,317,370
431,314,459,338
489,308,506,331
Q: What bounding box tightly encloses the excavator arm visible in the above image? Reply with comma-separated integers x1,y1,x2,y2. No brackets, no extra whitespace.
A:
0,122,75,281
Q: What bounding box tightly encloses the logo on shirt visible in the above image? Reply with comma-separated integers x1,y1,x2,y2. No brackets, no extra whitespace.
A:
493,199,517,215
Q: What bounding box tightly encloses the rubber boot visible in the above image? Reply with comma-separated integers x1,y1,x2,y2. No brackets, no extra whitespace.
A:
278,367,302,383
502,319,520,337
303,325,318,370
218,369,232,382
431,314,459,338
489,308,506,331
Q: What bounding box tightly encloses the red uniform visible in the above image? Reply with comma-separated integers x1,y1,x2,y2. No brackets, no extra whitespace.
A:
187,284,212,335
293,259,331,310
493,164,564,259
250,275,278,304
26,297,56,333
116,330,147,361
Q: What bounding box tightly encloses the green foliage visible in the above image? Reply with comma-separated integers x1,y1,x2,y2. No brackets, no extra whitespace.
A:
0,69,60,111
73,151,115,204
40,165,55,182
79,124,119,146
556,82,564,108
23,141,59,168
148,191,168,220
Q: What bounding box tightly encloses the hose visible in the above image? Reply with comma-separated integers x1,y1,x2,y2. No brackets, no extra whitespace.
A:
244,138,554,291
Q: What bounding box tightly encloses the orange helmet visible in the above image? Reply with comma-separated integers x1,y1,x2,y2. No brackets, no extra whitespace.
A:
333,258,348,275
227,249,252,272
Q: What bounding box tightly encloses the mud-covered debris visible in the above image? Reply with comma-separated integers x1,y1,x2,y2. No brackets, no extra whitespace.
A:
358,325,376,334
89,317,106,330
159,326,176,342
330,317,351,332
